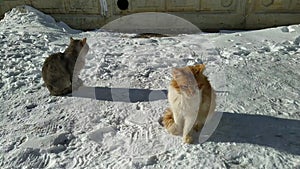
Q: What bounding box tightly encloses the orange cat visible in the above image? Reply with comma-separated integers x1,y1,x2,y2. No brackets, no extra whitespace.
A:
162,64,216,143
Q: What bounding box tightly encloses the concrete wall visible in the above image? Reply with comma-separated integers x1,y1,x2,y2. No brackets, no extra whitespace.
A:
1,0,300,31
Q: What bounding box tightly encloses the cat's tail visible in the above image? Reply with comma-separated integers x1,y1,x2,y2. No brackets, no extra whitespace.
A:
161,108,182,136
161,108,174,128
158,108,173,127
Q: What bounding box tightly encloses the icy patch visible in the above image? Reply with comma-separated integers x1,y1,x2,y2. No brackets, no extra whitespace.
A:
20,132,75,152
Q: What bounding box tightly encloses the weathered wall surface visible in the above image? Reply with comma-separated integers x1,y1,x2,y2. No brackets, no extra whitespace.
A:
0,0,300,31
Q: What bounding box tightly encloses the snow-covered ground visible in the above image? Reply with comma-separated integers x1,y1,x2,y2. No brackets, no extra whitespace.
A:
0,6,299,169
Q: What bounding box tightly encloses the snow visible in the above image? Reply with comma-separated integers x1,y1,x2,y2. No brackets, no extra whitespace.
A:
0,5,299,169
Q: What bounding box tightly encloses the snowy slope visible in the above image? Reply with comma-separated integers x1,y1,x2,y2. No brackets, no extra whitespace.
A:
0,6,299,169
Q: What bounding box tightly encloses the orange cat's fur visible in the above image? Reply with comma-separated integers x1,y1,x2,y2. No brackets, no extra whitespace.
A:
162,64,216,144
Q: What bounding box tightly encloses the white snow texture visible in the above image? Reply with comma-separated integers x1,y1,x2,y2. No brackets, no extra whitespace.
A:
0,5,299,169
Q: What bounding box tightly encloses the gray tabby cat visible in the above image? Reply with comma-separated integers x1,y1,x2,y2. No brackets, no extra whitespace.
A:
42,37,89,96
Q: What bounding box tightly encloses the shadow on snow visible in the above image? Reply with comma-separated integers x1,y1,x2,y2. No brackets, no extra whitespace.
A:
71,86,167,103
208,112,300,155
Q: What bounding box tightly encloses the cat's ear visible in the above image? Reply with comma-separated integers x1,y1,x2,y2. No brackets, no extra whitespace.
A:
172,68,183,78
81,38,87,45
70,37,74,42
194,64,205,73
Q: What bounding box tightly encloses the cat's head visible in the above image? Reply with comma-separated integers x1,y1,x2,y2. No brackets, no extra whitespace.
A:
171,64,205,97
69,37,89,55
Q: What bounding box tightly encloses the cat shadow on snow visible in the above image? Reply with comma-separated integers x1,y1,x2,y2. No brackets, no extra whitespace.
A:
207,112,300,155
160,111,300,155
70,86,168,103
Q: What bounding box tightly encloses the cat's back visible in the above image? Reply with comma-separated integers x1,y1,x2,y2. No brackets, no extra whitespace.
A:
42,52,67,80
43,52,64,64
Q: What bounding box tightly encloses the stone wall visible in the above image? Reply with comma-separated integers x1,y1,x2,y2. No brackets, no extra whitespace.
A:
1,0,300,31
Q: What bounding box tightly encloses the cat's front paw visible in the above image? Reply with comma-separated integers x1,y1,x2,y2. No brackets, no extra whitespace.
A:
183,135,193,144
